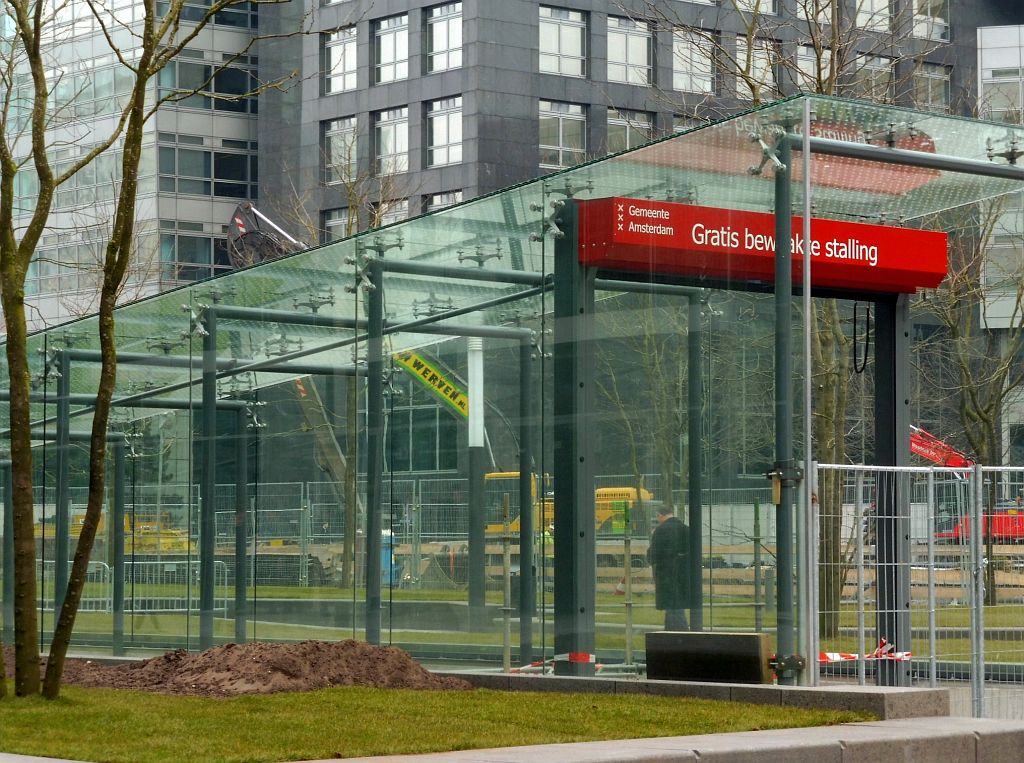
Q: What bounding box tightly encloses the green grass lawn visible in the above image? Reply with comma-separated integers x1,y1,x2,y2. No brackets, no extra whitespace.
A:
0,684,873,763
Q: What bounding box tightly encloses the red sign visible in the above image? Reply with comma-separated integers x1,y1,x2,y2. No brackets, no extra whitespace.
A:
577,198,948,294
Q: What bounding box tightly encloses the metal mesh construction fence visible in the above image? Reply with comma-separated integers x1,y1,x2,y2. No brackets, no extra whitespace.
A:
814,463,1024,720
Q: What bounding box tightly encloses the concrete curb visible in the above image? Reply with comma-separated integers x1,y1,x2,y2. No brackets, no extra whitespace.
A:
434,671,951,720
327,717,1024,763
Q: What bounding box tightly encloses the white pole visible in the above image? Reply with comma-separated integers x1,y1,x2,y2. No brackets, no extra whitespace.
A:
800,96,816,686
468,339,484,449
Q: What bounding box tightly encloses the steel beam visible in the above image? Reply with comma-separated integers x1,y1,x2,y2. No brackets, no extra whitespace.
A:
774,132,799,685
112,442,125,656
54,351,71,612
200,308,217,650
379,259,545,286
553,199,596,676
235,408,249,644
467,338,486,627
787,134,1024,182
518,337,535,664
595,279,702,297
687,293,703,631
0,391,247,411
364,260,385,645
873,294,912,687
65,349,342,378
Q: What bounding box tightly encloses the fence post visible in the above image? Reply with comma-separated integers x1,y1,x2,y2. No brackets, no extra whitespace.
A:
927,469,937,688
855,470,866,686
970,463,985,717
299,503,310,588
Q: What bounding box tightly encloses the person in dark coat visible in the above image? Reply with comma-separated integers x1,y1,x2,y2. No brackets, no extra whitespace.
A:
648,505,690,631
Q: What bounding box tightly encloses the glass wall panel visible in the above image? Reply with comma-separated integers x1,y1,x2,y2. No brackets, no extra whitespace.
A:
4,95,1024,682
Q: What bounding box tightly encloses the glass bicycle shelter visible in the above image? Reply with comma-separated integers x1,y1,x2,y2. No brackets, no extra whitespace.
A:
2,94,1023,687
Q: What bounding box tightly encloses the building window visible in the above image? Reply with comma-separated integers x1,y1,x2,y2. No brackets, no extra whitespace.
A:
795,44,831,92
911,62,950,113
427,3,462,73
323,117,358,185
673,115,705,133
427,96,462,167
732,0,776,14
323,27,357,94
607,16,651,85
373,199,409,227
323,208,353,242
375,107,409,174
913,0,948,41
856,0,889,31
986,198,1024,289
734,36,777,99
158,143,257,198
384,377,459,472
374,14,408,84
539,100,585,169
851,55,893,102
539,6,586,77
606,109,651,154
981,79,1023,124
155,0,257,27
160,233,231,282
426,190,463,211
157,59,258,113
672,29,712,94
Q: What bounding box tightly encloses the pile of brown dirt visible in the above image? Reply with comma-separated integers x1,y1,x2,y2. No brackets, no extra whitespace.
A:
2,640,473,697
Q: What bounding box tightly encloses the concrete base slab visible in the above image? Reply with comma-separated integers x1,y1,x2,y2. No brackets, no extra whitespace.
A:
435,672,951,720
329,717,1024,763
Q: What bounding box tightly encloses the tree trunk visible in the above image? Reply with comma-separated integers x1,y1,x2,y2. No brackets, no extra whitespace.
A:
41,290,118,698
812,299,851,640
0,284,40,696
41,67,146,697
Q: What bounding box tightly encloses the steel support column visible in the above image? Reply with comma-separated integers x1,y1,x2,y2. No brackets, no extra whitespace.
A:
234,408,249,644
687,294,703,631
200,308,217,650
112,442,125,655
364,260,385,645
873,294,912,686
2,460,12,645
54,350,71,612
518,337,535,664
552,199,596,676
467,338,487,627
773,133,799,684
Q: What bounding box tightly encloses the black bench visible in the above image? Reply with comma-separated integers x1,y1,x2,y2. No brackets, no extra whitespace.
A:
645,631,773,684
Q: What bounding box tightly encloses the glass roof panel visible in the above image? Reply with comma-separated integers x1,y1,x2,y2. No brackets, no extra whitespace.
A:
4,93,1024,435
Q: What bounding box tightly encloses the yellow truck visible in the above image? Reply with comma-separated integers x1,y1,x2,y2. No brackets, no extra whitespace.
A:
483,471,654,536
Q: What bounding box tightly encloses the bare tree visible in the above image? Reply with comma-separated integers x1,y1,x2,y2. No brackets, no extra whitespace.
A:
0,0,296,698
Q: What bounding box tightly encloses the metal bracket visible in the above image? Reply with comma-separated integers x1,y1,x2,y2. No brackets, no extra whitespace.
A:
294,286,336,313
769,653,806,674
458,241,503,267
528,199,566,242
542,178,593,199
412,292,455,317
987,134,1024,166
356,234,403,258
183,305,209,337
748,133,786,176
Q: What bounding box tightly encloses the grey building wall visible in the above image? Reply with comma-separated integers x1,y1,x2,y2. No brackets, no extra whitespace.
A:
257,0,1009,244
